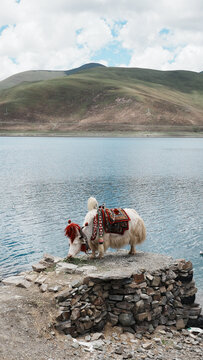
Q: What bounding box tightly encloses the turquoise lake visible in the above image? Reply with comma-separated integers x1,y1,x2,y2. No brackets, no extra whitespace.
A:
0,137,202,290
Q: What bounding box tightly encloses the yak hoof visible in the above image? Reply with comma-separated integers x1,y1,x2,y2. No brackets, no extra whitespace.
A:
128,249,136,255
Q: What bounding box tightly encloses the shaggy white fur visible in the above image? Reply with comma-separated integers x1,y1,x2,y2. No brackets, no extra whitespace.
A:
67,197,146,259
87,197,98,211
83,206,146,258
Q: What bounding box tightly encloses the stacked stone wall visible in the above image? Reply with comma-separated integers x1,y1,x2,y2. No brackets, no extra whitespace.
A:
55,259,202,337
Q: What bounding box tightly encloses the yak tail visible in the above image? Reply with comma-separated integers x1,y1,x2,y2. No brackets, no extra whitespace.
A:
136,217,147,244
87,197,98,211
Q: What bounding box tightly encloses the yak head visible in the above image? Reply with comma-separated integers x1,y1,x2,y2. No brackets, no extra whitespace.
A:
65,220,88,258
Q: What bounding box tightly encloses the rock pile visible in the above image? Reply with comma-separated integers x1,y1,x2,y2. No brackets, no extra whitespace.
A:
55,259,202,337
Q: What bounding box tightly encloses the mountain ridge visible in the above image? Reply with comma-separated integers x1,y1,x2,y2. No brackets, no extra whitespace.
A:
0,62,105,90
0,64,202,134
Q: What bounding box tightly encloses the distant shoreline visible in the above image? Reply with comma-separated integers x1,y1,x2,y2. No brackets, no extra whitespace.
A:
0,130,203,138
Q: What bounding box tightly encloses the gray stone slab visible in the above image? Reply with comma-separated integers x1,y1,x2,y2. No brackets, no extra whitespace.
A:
55,262,78,274
2,276,25,286
32,263,47,272
2,276,31,288
75,265,98,275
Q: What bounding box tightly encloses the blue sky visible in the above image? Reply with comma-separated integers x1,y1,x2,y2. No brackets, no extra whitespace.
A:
93,41,132,67
0,0,202,80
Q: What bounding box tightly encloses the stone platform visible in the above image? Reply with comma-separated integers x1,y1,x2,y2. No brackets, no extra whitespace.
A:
53,251,202,337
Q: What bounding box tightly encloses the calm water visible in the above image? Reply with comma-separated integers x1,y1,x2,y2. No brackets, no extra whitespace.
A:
0,137,202,289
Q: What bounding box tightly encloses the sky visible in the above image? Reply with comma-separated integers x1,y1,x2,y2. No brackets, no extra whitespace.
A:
0,0,203,80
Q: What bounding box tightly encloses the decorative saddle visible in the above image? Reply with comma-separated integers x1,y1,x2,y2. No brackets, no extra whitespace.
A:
91,207,130,243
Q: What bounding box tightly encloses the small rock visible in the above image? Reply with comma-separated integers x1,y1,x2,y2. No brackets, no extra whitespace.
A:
120,333,128,342
16,279,32,288
55,289,71,302
151,276,161,287
42,253,56,263
133,273,145,284
135,300,145,312
142,342,152,350
160,286,167,294
122,353,133,359
109,294,124,301
91,332,104,341
108,312,118,326
48,285,62,293
119,313,135,327
140,293,151,301
116,301,134,310
158,330,166,335
148,324,154,334
135,312,148,322
71,279,81,288
181,329,189,336
70,308,80,321
123,329,135,336
66,334,73,340
25,274,38,282
113,326,124,334
85,335,91,342
72,342,79,349
173,343,183,350
178,260,193,271
92,340,104,351
32,263,47,272
176,319,185,330
40,283,48,292
41,253,62,264
35,275,47,285
146,273,154,281
115,346,123,355
153,337,162,345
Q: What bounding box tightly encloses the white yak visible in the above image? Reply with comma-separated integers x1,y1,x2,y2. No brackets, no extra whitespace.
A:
65,197,146,259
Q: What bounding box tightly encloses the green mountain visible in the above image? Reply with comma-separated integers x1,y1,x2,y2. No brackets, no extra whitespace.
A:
0,65,202,135
0,62,104,90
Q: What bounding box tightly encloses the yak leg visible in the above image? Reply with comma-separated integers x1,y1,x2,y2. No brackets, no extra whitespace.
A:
89,242,97,259
129,244,136,255
98,243,104,258
90,251,96,259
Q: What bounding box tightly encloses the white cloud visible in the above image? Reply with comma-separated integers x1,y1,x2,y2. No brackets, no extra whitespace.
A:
0,0,202,80
129,46,172,70
164,44,203,71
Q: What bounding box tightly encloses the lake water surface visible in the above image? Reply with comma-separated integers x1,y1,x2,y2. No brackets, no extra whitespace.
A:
0,137,202,289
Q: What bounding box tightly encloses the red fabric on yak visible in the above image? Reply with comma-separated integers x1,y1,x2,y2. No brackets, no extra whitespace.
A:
64,223,80,242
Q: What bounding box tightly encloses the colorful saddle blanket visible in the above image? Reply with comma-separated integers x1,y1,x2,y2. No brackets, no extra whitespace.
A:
91,207,130,242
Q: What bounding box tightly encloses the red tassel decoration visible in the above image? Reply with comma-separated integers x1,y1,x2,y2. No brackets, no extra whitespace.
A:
85,222,88,227
68,219,71,224
64,223,80,242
